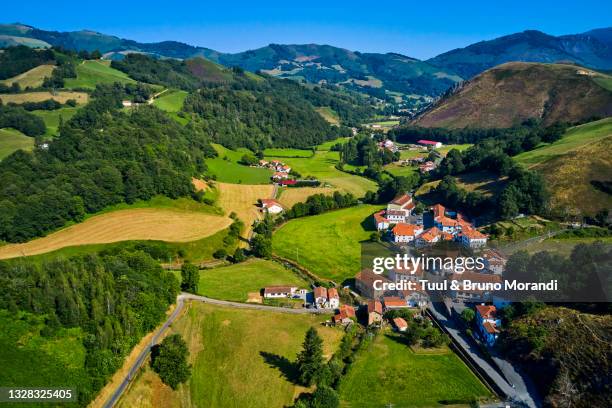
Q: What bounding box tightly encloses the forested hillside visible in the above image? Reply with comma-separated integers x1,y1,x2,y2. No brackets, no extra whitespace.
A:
0,250,179,406
0,83,216,242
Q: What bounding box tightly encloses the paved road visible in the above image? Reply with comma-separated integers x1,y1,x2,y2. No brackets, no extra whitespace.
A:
428,303,540,408
101,293,332,408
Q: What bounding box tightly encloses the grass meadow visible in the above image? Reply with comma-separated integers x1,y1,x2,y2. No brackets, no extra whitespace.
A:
273,204,381,283
338,330,493,407
196,258,308,302
0,128,34,160
64,60,135,89
314,106,340,125
0,64,55,88
117,302,343,408
207,144,272,184
32,107,79,138
152,90,188,113
0,91,88,105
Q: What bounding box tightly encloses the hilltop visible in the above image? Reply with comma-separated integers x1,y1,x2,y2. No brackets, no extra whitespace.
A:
428,28,612,79
412,62,612,129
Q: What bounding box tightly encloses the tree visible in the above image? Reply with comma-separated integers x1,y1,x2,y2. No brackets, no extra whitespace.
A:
310,386,339,408
213,248,227,259
250,235,272,259
461,308,475,326
180,262,199,293
296,327,325,386
150,334,191,390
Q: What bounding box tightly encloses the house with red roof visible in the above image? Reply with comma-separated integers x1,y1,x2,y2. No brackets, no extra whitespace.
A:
387,193,414,213
314,286,328,308
460,228,488,248
367,300,383,326
333,305,356,325
417,139,443,148
482,249,507,275
355,269,389,299
373,210,389,231
392,223,423,243
260,199,284,214
393,317,408,332
327,287,340,309
475,304,501,346
383,296,408,310
272,172,290,180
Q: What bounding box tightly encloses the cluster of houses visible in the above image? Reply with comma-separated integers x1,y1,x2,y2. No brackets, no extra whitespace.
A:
373,194,489,249
256,159,296,184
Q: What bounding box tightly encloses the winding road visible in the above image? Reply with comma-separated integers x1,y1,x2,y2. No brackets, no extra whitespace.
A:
101,293,332,408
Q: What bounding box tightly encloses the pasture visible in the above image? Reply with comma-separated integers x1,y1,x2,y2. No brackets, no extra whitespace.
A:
0,91,88,105
262,148,313,157
338,330,493,407
317,136,350,151
314,106,340,125
0,128,34,160
214,182,275,237
273,204,381,283
277,186,339,208
514,118,612,168
0,206,232,260
206,144,272,184
0,64,55,88
117,302,343,408
152,90,188,113
64,60,135,89
269,150,377,197
32,107,79,137
196,258,308,302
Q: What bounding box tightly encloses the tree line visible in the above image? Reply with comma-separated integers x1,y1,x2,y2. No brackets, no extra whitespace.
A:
0,250,179,405
0,103,46,136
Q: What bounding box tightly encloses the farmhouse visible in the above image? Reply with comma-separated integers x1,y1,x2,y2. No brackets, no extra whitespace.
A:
355,269,389,299
378,139,398,152
327,287,340,309
417,139,443,148
367,300,383,326
373,210,390,231
272,172,290,180
260,199,284,214
387,209,409,223
392,223,423,243
460,228,488,248
262,286,298,298
419,161,436,173
314,286,328,308
475,304,501,346
415,226,451,247
393,317,408,332
333,305,356,325
387,193,415,213
482,248,507,274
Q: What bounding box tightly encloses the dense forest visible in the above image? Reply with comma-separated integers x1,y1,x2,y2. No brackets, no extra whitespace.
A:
0,103,46,136
0,250,179,406
338,133,399,168
0,45,55,79
0,83,216,242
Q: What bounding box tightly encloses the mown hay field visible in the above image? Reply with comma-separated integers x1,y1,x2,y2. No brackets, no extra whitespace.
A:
0,91,88,104
0,208,232,260
0,64,55,88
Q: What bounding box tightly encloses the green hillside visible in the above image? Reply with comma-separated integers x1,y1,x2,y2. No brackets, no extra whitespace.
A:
0,128,34,159
64,60,134,89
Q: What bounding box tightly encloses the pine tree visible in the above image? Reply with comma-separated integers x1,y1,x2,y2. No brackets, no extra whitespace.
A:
296,327,325,386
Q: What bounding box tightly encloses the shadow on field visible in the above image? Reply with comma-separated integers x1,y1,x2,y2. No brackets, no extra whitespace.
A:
259,351,299,383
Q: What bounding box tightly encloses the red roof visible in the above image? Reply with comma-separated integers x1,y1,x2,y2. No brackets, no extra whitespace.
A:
393,317,408,329
391,193,412,206
418,227,441,242
279,179,297,185
339,304,356,317
373,210,388,224
314,286,327,299
367,300,383,315
261,199,283,208
383,296,407,308
483,321,500,334
432,204,446,218
327,287,339,299
417,139,440,145
462,228,488,240
392,223,422,237
476,304,497,319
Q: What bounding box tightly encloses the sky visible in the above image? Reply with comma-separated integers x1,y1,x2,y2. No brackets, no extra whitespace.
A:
4,1,612,59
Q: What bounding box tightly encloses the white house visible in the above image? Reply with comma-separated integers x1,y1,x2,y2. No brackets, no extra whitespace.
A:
392,223,423,243
482,249,507,275
314,286,328,308
260,199,284,214
461,228,488,248
387,193,414,214
263,286,298,298
387,209,408,223
327,287,340,309
373,211,389,231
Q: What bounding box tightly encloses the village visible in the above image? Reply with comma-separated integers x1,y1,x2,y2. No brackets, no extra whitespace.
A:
258,189,508,348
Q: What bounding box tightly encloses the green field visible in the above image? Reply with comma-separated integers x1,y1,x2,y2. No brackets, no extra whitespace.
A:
384,163,417,177
263,148,314,157
514,118,612,168
118,302,343,408
339,331,493,407
268,150,377,196
152,89,188,112
31,107,79,138
317,136,350,151
273,205,381,283
0,128,34,159
64,60,135,89
196,258,308,302
206,144,272,184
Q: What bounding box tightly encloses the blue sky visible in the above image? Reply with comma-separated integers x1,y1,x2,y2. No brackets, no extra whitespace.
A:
4,1,611,59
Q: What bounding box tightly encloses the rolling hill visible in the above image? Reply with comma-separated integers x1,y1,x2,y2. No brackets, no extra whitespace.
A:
427,28,612,79
412,62,612,128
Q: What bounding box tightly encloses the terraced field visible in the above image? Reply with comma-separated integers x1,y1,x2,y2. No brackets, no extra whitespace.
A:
0,208,232,260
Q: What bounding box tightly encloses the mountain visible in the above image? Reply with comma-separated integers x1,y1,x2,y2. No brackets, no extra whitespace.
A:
412,62,612,129
202,44,463,98
427,28,612,79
